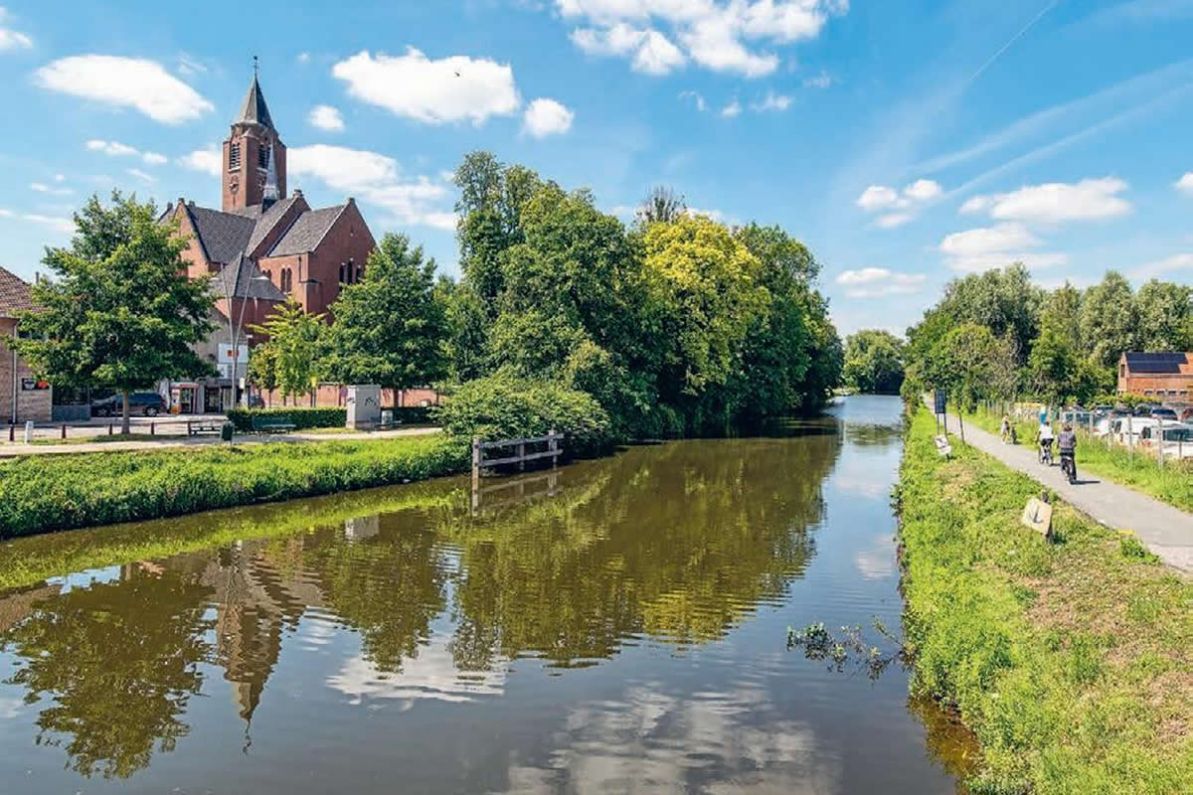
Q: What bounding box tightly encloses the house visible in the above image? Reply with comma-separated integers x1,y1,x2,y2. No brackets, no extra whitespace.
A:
0,266,52,424
1117,352,1193,402
161,71,377,411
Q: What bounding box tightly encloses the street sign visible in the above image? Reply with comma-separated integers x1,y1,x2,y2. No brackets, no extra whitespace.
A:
933,389,947,415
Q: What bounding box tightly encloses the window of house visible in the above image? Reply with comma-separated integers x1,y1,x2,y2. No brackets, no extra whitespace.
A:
281,268,292,292
228,142,241,171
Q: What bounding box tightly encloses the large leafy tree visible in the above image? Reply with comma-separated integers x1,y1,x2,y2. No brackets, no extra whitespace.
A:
248,298,325,402
324,233,448,390
932,322,1001,412
1079,271,1138,382
12,192,215,434
936,263,1043,365
1134,279,1192,352
843,330,905,394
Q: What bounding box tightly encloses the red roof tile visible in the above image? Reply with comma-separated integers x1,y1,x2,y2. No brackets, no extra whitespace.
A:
0,266,33,318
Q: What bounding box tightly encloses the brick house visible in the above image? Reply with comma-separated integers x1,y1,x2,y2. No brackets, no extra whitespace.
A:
0,266,52,423
1117,352,1192,402
161,72,377,411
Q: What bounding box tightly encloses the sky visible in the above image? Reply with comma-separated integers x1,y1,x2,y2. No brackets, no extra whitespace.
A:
0,0,1191,336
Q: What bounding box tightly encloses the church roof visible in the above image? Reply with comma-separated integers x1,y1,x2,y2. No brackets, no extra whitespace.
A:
212,254,288,302
0,266,35,318
245,195,303,255
269,205,346,257
237,76,275,129
185,204,256,265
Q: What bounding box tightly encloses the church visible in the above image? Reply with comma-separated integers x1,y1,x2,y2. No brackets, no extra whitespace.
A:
162,73,377,412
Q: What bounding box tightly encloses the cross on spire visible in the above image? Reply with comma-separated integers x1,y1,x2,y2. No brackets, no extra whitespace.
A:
253,55,259,78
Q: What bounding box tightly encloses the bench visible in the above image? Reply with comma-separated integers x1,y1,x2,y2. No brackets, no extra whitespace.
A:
187,421,224,437
251,416,296,434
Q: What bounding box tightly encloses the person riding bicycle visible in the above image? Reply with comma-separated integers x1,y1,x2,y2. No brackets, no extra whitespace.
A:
1036,420,1055,463
1000,414,1013,443
1058,423,1078,481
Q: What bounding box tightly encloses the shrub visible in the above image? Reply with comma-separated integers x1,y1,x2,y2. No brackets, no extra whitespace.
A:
0,435,468,538
227,407,347,432
433,374,613,455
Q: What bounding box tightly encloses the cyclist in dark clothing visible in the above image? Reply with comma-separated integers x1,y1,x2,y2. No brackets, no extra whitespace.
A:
1057,423,1078,482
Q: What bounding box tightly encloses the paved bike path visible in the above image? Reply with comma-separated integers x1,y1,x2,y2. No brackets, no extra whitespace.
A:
941,412,1193,573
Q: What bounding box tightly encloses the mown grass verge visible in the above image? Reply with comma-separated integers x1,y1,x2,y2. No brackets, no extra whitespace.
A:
899,407,1192,794
965,408,1193,513
0,435,469,539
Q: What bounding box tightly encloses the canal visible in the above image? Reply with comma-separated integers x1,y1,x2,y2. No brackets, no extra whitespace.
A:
0,395,971,793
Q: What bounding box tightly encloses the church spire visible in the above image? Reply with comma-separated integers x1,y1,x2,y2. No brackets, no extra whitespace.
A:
237,60,274,129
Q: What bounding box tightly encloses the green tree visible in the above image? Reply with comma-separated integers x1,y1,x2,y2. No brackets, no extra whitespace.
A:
324,233,448,390
843,330,905,394
12,192,215,434
936,263,1043,365
248,298,325,402
1079,271,1138,384
932,323,1001,412
1134,279,1192,352
636,185,687,225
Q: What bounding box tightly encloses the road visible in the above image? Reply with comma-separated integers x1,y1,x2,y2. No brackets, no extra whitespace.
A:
940,411,1193,573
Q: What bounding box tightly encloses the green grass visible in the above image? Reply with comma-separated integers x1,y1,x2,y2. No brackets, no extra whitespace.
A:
899,407,1193,794
966,408,1193,513
0,434,470,538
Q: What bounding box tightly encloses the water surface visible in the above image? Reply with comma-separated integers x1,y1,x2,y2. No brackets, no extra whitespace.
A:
0,395,970,793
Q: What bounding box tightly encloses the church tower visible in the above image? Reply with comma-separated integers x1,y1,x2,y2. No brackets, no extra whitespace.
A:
221,70,287,211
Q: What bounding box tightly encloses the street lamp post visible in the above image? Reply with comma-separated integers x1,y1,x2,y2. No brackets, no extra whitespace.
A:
218,271,271,409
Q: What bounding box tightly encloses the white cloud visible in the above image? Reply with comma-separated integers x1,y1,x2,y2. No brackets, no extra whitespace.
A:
332,49,519,125
1131,252,1193,280
802,70,833,89
750,90,792,112
1176,172,1193,196
36,55,212,124
309,104,345,132
126,168,155,183
938,222,1067,273
86,139,167,165
720,99,742,118
288,143,457,230
0,210,73,234
960,178,1131,225
297,51,311,64
178,146,221,176
856,178,942,227
679,90,707,111
522,98,574,137
572,24,686,75
835,267,926,298
0,6,31,50
30,181,72,196
556,0,846,78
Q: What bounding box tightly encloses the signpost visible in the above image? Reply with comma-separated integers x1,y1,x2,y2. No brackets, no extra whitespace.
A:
933,389,947,435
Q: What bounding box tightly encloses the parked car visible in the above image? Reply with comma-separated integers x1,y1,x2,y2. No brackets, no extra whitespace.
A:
1180,407,1193,423
91,392,167,417
1150,407,1179,421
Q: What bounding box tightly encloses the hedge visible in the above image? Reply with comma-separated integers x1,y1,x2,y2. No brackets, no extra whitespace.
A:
0,435,469,538
382,406,435,425
226,407,347,432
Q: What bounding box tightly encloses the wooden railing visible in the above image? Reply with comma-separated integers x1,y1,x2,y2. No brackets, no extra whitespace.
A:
470,431,563,508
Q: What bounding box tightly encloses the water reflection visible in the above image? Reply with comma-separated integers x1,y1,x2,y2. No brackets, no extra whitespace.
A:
0,397,970,793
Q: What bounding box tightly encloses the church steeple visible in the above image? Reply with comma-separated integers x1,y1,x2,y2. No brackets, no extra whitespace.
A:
221,62,286,211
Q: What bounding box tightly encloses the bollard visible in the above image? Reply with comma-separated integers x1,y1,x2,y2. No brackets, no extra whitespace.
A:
108,423,113,436
24,420,33,444
150,422,155,436
8,424,13,442
61,424,66,440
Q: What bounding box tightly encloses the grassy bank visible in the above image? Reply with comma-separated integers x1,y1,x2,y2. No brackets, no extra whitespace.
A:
899,407,1192,794
964,408,1193,513
0,435,469,539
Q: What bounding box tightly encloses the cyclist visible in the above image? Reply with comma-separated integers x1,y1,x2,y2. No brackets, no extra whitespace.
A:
1036,419,1055,464
1000,414,1013,443
1058,423,1078,482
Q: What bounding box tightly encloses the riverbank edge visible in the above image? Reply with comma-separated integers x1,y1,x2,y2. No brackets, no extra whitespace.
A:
0,434,472,539
896,406,1192,793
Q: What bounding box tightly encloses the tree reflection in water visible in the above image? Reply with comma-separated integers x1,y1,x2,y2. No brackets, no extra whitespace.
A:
0,428,839,780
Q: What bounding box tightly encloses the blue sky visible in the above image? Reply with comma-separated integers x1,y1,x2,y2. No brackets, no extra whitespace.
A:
0,0,1191,336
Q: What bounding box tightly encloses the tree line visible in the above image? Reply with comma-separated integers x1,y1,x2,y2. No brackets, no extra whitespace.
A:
842,264,1191,409
13,154,843,440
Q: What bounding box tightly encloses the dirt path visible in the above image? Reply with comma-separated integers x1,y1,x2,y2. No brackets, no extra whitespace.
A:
940,411,1193,573
0,427,439,458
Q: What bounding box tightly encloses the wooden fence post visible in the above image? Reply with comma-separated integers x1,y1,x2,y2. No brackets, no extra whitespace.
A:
548,429,558,468
60,424,66,440
471,437,481,511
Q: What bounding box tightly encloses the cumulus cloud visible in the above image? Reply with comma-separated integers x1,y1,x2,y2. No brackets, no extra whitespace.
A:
1131,252,1193,280
0,209,72,234
750,90,792,112
177,146,221,176
85,139,166,165
856,179,941,228
1176,172,1193,196
835,267,926,298
0,6,31,50
557,0,847,78
36,55,212,124
939,222,1067,273
308,104,345,132
522,98,574,137
960,177,1131,224
30,181,72,196
332,49,519,125
288,143,457,230
571,24,686,75
720,99,742,118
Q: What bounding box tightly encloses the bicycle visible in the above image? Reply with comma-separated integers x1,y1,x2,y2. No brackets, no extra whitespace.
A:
1038,440,1053,466
1059,452,1077,484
